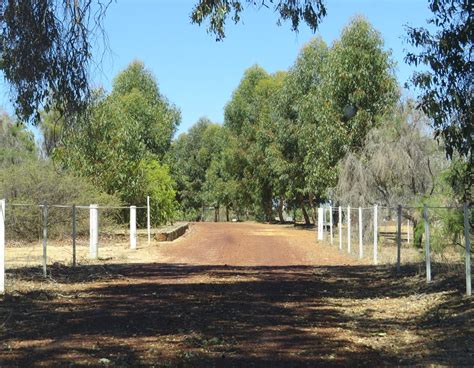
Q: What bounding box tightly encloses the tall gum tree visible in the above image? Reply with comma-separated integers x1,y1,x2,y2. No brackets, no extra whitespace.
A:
275,37,329,223
57,61,180,212
301,17,398,201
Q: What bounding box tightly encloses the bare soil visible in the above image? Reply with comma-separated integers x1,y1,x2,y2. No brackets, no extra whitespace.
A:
0,222,472,367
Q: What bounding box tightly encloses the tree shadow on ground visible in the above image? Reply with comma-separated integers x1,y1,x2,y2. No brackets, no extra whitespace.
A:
1,263,472,367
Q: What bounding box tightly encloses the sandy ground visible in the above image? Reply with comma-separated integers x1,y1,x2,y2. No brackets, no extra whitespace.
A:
0,222,472,367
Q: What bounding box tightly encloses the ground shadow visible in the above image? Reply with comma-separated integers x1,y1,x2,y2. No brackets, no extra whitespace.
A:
1,263,472,367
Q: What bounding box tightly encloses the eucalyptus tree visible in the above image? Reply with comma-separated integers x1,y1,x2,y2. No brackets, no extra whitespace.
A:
224,65,274,220
167,118,224,220
0,0,110,124
191,0,327,41
0,0,326,129
301,17,398,201
274,37,329,223
57,61,180,221
405,0,472,204
111,60,181,158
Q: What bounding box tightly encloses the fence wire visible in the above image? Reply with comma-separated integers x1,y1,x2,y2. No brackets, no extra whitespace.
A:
319,204,471,294
3,203,150,285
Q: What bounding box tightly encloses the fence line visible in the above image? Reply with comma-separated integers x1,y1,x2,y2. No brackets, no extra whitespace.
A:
7,203,147,210
317,203,472,296
1,197,153,291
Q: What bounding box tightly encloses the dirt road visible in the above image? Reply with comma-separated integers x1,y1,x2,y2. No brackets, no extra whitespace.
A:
0,222,471,367
156,222,357,266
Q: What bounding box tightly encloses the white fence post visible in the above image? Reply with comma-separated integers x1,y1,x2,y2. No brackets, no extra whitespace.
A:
147,196,151,244
464,203,471,296
89,204,98,258
72,204,76,267
0,199,5,294
373,205,378,264
347,206,351,254
338,206,342,250
130,205,137,249
42,205,48,278
359,207,363,259
407,219,410,244
397,205,402,273
317,207,323,240
329,206,333,245
424,204,431,283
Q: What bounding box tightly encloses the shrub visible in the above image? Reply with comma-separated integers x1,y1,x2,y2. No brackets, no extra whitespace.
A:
139,159,178,226
0,160,121,240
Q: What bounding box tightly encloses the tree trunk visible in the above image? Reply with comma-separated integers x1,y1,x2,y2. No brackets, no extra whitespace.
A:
278,197,285,223
308,192,317,224
226,206,230,222
300,198,311,225
214,206,219,222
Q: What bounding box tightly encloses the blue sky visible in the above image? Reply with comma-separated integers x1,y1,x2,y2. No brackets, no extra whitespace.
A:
1,0,433,137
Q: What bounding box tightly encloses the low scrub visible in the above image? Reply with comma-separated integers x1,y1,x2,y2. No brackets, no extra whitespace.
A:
0,160,121,241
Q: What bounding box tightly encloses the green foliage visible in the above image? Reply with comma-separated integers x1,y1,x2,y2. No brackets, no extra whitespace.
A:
405,0,472,203
112,61,180,158
0,0,327,127
139,160,178,225
57,61,181,217
0,1,110,124
301,17,398,197
223,65,278,221
191,0,327,41
0,160,120,240
412,198,465,255
275,38,329,209
39,108,64,157
0,112,37,167
167,118,225,219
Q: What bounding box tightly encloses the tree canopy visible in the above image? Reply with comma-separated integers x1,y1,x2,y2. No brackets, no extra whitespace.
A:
405,0,472,203
0,0,327,125
0,0,110,124
56,61,180,223
191,0,327,41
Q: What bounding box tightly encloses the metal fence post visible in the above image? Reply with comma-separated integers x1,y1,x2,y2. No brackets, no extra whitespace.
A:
397,205,401,273
130,205,137,249
42,204,48,278
347,206,351,254
339,206,342,250
0,199,5,294
72,204,76,267
359,207,363,259
329,206,333,245
464,203,471,296
424,204,431,283
147,196,151,244
89,204,98,258
373,205,378,264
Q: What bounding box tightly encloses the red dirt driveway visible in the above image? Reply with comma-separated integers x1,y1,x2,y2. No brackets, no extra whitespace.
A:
0,222,472,367
156,222,357,266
